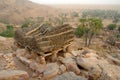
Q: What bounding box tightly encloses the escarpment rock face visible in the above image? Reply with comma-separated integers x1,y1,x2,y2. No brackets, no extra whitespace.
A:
0,0,57,24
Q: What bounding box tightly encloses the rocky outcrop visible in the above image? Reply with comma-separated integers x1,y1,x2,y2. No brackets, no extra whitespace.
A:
59,65,66,74
14,47,120,80
0,70,29,80
0,36,14,53
54,72,87,80
76,50,120,80
43,63,59,80
61,58,80,75
0,53,17,70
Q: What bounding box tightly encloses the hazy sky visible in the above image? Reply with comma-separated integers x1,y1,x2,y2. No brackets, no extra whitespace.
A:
29,0,120,4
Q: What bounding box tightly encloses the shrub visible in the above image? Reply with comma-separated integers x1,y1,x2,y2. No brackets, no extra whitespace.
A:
75,26,84,37
21,23,29,28
113,18,119,23
118,26,120,32
6,25,13,30
0,25,14,37
115,34,120,38
107,24,116,30
72,12,79,17
22,18,35,28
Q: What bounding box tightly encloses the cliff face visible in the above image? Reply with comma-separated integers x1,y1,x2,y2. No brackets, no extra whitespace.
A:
0,0,57,24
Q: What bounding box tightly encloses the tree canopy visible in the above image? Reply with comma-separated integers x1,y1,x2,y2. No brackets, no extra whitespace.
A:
78,18,103,47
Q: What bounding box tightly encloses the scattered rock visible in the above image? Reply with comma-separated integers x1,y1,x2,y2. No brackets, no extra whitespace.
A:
36,56,41,63
16,49,27,57
0,36,7,42
30,52,38,59
36,56,46,65
36,64,46,74
32,73,38,78
76,53,120,80
82,52,99,59
54,72,87,80
64,53,73,58
0,54,7,70
71,50,84,57
43,63,59,79
29,62,39,71
25,53,32,59
0,70,29,80
61,58,80,75
97,64,120,80
0,53,3,58
59,64,66,74
81,50,89,55
76,57,92,71
106,54,120,66
18,56,32,66
39,56,46,64
80,70,89,78
2,53,17,70
4,61,16,69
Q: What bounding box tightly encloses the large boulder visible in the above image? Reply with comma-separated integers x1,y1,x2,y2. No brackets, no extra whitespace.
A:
61,58,80,75
54,72,87,80
43,63,59,80
29,62,46,74
59,64,66,74
17,56,32,66
106,54,120,66
0,70,29,80
76,52,120,80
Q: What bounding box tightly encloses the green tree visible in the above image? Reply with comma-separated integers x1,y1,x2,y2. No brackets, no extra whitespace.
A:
107,24,116,30
58,13,67,25
79,18,89,46
113,18,119,23
79,18,103,47
87,18,103,46
72,12,79,17
114,26,120,39
75,25,84,37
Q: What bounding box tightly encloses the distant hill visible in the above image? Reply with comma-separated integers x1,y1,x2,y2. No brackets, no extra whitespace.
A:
50,4,120,11
0,0,57,24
